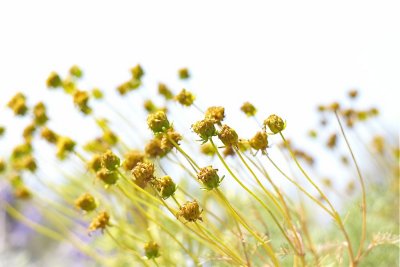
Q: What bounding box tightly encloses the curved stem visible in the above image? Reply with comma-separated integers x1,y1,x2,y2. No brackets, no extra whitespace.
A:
335,111,367,262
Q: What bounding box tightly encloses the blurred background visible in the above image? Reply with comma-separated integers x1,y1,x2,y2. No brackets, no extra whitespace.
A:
0,0,399,266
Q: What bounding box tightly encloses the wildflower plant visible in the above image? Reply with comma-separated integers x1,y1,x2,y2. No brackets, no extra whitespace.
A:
0,65,398,267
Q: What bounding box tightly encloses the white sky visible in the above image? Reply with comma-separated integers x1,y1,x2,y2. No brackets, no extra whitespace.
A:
0,0,399,183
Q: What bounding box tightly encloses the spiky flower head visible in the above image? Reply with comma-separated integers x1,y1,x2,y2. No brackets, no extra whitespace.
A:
249,131,268,151
88,211,110,233
264,114,285,134
144,241,160,259
197,166,222,190
175,89,195,106
218,124,239,147
205,106,225,124
192,119,217,142
177,200,202,222
147,110,170,133
132,162,155,188
122,150,145,171
75,193,97,212
145,138,166,158
154,176,177,199
241,102,257,117
101,150,120,171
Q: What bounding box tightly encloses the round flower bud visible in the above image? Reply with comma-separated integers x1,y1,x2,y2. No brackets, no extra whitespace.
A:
33,102,48,125
122,150,145,171
249,131,268,151
177,200,202,222
88,211,110,233
69,65,83,78
205,106,225,124
240,102,257,117
197,166,222,190
192,119,217,141
147,111,170,133
264,114,285,134
131,64,144,80
56,137,76,159
46,72,62,88
41,127,59,144
73,90,91,114
88,154,102,172
154,176,176,199
200,143,216,156
92,88,103,99
15,186,31,200
175,89,195,106
132,162,155,188
178,68,190,80
160,129,182,152
218,125,239,147
101,150,120,171
7,93,28,116
144,241,160,259
145,138,166,158
0,158,6,173
96,168,119,185
75,193,97,212
158,83,174,100
23,123,36,143
326,133,337,149
223,146,235,157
